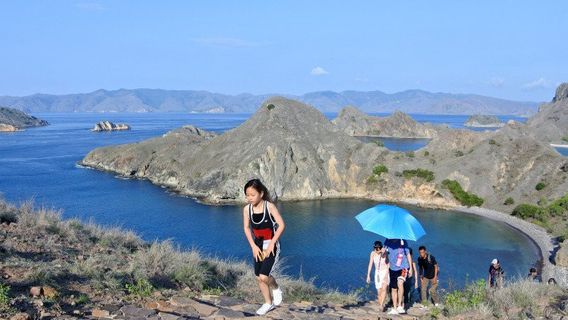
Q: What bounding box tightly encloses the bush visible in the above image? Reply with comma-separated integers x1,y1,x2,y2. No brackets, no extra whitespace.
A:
562,136,568,143
511,204,545,220
266,104,275,111
406,151,415,158
455,150,465,157
366,175,379,185
535,182,546,191
488,139,497,145
125,278,154,297
423,151,430,156
403,169,435,182
444,279,487,315
441,179,484,207
504,197,515,206
0,283,10,311
372,164,388,176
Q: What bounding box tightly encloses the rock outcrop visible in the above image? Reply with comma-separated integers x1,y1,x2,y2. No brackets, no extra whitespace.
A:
526,83,568,143
464,114,504,127
0,123,18,132
92,121,131,132
332,106,437,138
82,98,380,202
81,96,568,210
0,106,48,131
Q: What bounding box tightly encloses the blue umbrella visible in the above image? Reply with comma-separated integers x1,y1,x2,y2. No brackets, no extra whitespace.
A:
355,204,426,241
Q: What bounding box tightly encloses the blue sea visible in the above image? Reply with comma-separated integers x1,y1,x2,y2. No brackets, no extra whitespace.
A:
0,113,543,292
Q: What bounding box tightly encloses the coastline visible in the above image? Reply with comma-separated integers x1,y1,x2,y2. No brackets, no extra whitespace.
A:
77,160,568,286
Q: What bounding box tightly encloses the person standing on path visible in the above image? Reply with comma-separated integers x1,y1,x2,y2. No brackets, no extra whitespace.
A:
417,246,440,306
366,240,390,310
385,238,413,315
242,179,286,316
488,258,504,289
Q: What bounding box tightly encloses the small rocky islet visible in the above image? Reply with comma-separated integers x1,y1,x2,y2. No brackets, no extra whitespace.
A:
463,115,504,128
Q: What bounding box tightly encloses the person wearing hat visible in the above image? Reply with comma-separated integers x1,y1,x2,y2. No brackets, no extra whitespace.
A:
366,240,390,310
488,258,504,289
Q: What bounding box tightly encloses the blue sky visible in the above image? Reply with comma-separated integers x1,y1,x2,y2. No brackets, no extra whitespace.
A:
0,1,566,102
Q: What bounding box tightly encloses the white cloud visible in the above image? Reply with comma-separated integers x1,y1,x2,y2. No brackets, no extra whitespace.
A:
522,77,552,90
75,2,106,11
191,37,261,48
489,77,505,88
310,66,329,76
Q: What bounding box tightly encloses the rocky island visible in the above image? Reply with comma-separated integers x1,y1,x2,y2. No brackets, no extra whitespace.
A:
464,114,505,127
332,106,437,138
0,107,48,132
92,121,131,132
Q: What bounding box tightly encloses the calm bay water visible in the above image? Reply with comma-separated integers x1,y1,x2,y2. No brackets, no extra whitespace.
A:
0,113,540,292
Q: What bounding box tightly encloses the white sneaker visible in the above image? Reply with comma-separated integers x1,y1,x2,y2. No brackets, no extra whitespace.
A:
397,306,406,314
272,287,283,306
256,303,274,315
387,308,399,315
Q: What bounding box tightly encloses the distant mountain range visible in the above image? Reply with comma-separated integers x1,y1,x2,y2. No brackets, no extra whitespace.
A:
0,88,539,115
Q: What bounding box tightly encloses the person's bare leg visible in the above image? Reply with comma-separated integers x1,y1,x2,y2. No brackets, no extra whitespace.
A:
378,285,387,308
257,275,272,304
397,280,404,308
391,288,398,309
267,275,278,290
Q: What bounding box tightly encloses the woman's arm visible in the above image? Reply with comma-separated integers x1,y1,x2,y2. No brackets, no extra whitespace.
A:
243,206,261,260
366,252,374,283
406,251,413,277
265,202,286,255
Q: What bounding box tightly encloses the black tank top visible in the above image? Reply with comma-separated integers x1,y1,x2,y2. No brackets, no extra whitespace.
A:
249,201,277,240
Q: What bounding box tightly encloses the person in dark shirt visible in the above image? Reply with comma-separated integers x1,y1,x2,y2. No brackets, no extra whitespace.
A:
488,258,504,289
417,246,439,306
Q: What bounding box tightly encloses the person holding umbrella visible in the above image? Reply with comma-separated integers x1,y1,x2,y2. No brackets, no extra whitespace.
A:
385,238,413,315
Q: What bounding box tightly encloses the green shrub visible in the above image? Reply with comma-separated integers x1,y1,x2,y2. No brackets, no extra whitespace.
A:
455,150,465,157
562,136,568,143
173,263,211,291
266,104,276,111
403,169,435,182
406,151,415,158
423,151,430,156
535,182,546,191
488,139,497,145
125,278,154,297
547,194,568,216
444,279,487,315
372,164,388,176
504,197,515,206
0,283,10,311
441,179,484,207
366,175,379,185
76,294,90,305
374,140,384,147
512,204,545,220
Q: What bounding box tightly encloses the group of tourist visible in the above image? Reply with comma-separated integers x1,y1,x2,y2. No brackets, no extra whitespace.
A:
366,239,440,315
